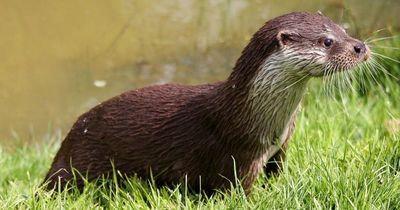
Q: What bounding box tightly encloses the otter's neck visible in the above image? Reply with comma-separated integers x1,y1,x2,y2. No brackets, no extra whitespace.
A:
247,56,308,144
215,52,309,151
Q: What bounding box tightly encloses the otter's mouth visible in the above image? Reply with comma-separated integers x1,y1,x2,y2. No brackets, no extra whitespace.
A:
311,45,370,78
311,63,363,77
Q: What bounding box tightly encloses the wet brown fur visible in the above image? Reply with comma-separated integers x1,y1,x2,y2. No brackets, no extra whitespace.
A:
43,12,369,194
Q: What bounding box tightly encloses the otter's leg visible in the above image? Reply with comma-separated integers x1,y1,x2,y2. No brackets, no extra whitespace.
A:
264,117,295,177
43,140,114,191
43,150,111,191
42,155,75,191
43,111,112,191
263,141,288,178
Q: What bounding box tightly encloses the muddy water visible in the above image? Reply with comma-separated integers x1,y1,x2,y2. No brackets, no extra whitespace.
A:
0,0,398,143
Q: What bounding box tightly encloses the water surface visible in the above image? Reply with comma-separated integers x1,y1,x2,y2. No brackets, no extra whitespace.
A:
0,0,399,143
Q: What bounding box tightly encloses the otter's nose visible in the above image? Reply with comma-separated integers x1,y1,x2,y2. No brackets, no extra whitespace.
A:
354,43,366,54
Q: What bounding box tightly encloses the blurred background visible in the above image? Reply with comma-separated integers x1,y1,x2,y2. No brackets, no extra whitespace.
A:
0,0,399,144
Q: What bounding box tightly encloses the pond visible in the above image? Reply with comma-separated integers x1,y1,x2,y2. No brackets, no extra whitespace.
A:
0,0,399,143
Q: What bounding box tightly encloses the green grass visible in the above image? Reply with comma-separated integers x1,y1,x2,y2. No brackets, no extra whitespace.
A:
1,80,399,209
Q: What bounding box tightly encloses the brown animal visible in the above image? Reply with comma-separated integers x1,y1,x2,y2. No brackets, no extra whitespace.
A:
43,12,370,194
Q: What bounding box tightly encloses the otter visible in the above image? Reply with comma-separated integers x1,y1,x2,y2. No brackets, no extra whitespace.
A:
43,12,370,194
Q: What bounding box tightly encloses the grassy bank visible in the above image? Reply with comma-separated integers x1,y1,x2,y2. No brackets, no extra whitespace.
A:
0,78,399,209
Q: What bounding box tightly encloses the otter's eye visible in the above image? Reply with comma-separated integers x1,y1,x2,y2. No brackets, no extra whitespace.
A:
323,38,333,47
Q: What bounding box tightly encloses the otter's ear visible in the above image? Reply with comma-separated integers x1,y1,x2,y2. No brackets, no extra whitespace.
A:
277,30,300,46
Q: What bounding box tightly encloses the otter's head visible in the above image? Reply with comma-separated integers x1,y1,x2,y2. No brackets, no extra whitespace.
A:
231,12,370,83
272,12,370,76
